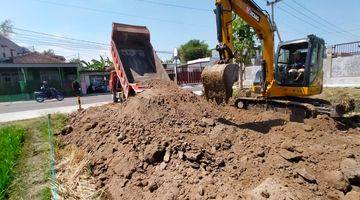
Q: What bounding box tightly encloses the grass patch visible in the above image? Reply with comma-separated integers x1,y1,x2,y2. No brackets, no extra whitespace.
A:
3,114,68,200
39,187,52,200
318,87,360,114
0,126,26,199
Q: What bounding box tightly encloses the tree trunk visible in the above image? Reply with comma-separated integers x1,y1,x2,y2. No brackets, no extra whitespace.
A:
239,63,244,90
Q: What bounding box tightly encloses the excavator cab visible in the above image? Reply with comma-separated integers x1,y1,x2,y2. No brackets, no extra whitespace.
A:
274,35,325,90
252,34,325,96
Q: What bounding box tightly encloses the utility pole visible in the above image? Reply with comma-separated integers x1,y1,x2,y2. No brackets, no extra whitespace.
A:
267,0,283,42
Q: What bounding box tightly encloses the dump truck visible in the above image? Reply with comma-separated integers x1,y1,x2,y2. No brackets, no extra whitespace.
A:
109,23,169,102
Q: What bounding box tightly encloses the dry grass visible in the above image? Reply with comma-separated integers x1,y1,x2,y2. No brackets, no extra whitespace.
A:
56,144,104,200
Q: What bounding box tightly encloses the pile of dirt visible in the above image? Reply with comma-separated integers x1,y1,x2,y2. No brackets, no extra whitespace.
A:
60,80,360,200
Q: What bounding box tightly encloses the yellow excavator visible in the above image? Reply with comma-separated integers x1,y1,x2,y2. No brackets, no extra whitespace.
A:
202,0,353,118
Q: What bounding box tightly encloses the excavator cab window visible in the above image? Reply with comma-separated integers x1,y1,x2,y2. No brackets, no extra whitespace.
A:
275,35,325,88
309,42,325,85
275,41,309,87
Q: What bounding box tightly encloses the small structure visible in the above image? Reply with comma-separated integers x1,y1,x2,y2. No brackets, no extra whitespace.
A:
0,52,78,100
79,70,110,95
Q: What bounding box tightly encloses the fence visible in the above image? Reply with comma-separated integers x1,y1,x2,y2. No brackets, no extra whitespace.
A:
332,41,360,58
176,65,204,85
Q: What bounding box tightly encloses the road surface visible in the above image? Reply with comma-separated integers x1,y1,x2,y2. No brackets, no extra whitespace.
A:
0,85,204,123
0,95,112,123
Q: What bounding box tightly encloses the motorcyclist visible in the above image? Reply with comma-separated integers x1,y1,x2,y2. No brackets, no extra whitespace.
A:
40,81,51,98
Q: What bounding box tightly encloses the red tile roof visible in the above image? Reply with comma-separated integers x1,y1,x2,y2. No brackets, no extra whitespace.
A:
12,52,65,64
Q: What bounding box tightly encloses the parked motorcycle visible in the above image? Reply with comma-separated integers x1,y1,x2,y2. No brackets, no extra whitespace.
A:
34,88,64,103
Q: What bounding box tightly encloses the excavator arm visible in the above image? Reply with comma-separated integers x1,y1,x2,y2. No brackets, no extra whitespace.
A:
202,0,275,102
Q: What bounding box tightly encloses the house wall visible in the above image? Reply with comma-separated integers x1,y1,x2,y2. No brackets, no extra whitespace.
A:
0,35,28,61
0,68,22,95
79,71,110,94
0,66,78,96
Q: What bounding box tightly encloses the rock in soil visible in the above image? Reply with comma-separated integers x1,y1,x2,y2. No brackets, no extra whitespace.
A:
295,168,317,184
340,158,360,185
245,177,300,200
322,170,351,192
343,191,360,200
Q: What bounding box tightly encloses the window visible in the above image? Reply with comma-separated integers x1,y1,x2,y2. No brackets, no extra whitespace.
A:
311,43,319,65
0,72,20,85
309,43,320,84
278,49,290,63
275,42,309,86
2,73,11,83
40,70,60,81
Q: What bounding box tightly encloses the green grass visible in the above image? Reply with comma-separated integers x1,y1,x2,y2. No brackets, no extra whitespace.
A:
0,114,68,200
0,126,26,199
39,187,52,200
318,87,360,114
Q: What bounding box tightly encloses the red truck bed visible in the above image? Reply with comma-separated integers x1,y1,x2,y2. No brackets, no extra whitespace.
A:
110,23,169,99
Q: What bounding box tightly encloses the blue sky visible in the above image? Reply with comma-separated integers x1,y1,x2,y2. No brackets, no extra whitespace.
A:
1,0,360,61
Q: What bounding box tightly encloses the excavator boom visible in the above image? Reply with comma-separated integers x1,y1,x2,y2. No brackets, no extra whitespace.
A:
202,0,274,103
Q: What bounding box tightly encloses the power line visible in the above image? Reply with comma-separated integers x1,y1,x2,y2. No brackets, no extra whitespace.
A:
274,4,353,41
284,0,359,39
12,33,108,50
11,28,173,56
13,27,110,47
260,0,357,42
290,0,359,38
30,0,212,28
133,0,212,12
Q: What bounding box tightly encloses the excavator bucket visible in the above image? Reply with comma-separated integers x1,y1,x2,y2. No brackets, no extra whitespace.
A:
201,63,239,104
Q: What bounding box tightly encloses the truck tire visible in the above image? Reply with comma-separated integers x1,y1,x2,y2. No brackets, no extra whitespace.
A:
112,91,119,103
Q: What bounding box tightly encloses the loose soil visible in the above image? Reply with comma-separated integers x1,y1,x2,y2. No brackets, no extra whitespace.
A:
61,80,360,200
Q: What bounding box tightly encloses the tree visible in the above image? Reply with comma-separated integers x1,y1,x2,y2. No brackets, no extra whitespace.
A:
0,19,13,38
81,56,113,71
179,40,211,63
42,49,56,56
68,58,82,64
232,16,258,88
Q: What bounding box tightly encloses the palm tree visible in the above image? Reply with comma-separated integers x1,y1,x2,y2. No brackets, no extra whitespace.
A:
81,56,114,85
81,56,113,71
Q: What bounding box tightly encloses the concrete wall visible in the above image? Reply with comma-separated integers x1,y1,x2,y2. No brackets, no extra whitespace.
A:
243,54,360,88
323,54,360,87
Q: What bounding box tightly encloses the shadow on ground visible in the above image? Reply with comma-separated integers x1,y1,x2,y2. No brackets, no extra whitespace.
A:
217,118,286,134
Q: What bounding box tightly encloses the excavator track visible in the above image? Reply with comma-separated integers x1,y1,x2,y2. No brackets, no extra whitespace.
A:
234,97,358,126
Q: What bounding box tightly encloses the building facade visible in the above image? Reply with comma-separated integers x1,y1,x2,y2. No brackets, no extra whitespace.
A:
0,52,78,100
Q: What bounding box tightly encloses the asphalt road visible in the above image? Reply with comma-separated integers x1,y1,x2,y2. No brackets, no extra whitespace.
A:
0,84,203,122
0,94,112,114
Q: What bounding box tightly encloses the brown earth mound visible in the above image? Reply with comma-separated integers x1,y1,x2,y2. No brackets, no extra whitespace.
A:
60,80,360,200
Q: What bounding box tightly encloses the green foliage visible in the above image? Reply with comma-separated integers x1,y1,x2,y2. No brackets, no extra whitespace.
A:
39,187,52,200
81,56,113,71
232,16,258,65
68,58,81,64
0,126,26,199
0,20,13,38
179,40,211,63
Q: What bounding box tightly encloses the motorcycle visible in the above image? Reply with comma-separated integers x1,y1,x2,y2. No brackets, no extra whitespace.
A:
34,88,65,103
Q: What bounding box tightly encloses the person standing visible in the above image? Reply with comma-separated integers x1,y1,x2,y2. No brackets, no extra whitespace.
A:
71,79,81,96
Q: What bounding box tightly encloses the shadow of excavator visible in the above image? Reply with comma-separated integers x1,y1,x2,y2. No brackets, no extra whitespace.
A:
217,118,286,134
